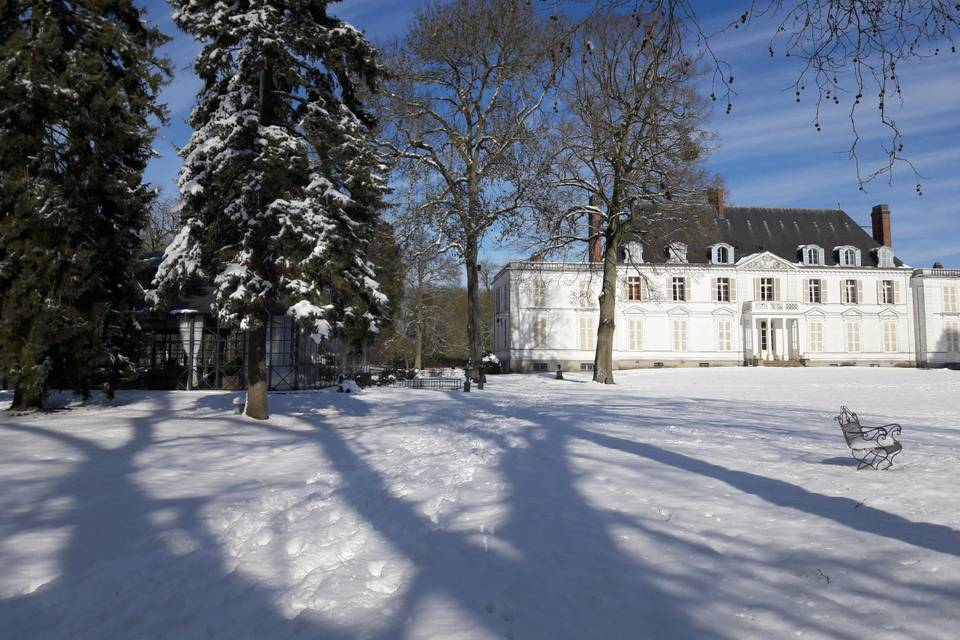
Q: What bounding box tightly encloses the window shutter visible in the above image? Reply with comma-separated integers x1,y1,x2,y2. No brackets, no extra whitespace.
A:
640,278,648,301
876,280,883,304
711,278,717,302
621,280,629,301
667,276,672,300
894,281,902,304
729,278,737,302
820,280,827,304
856,280,863,305
753,278,760,300
802,279,809,303
683,277,689,302
943,287,957,313
774,278,782,301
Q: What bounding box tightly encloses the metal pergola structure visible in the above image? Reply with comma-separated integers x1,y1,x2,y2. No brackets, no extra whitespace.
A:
133,313,342,392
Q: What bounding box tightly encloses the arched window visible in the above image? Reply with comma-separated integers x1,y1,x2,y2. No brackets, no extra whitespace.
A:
835,246,860,267
807,247,820,265
666,242,687,264
710,243,733,265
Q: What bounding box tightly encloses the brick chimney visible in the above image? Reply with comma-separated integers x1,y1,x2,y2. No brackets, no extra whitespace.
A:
707,188,725,219
871,204,892,247
588,198,603,263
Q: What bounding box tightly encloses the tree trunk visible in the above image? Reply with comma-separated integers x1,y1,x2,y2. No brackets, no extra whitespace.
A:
465,236,482,384
11,346,47,410
414,314,423,370
243,63,273,421
11,382,44,411
593,232,618,384
11,385,41,411
245,312,269,420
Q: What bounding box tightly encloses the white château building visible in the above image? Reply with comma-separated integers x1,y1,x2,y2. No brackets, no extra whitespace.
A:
492,199,960,372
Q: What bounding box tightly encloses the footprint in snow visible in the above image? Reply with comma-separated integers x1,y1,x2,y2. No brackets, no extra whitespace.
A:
286,536,304,556
366,576,401,595
367,560,387,577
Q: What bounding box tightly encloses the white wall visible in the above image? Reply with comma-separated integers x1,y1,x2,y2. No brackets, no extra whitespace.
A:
494,254,917,372
911,270,960,367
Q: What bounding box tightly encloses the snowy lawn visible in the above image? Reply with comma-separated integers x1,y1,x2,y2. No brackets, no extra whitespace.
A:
1,368,959,640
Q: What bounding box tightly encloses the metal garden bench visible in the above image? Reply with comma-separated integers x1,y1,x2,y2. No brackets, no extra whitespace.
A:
835,406,903,470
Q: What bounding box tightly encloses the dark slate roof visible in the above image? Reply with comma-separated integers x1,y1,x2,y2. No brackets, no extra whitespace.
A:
631,204,902,267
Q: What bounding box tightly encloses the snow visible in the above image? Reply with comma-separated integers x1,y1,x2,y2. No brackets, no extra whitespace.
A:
2,368,960,639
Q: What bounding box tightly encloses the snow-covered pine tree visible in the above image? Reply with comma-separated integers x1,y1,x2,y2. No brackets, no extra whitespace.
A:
0,1,169,409
155,0,387,419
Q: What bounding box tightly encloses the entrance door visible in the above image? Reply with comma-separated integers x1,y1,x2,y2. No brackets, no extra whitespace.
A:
759,320,770,361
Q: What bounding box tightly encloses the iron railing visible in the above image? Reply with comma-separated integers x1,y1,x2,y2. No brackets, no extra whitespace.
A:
385,377,464,391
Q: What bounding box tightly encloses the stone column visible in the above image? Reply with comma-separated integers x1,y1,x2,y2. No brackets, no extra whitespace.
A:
797,317,806,360
776,319,787,360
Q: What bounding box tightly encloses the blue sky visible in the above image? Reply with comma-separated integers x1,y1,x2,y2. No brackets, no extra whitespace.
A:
142,0,960,268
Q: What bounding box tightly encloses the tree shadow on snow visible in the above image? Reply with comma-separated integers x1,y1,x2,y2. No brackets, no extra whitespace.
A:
3,385,959,639
0,393,353,640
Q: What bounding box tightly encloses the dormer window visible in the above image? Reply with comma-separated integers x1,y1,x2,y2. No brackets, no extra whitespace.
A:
835,245,861,267
710,243,734,265
875,246,895,268
622,241,644,264
799,245,824,266
666,241,687,264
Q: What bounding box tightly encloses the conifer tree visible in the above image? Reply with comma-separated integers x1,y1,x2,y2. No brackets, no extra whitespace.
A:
0,1,169,409
155,0,387,419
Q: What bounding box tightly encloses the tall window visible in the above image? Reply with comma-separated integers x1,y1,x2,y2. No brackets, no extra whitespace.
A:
628,318,643,351
808,321,824,352
717,319,732,351
532,281,547,307
946,320,960,352
716,277,731,302
672,319,687,351
944,287,959,313
627,276,643,301
808,279,822,304
843,279,859,304
760,277,775,301
672,277,686,302
578,317,595,351
846,321,861,352
882,320,898,352
532,318,547,348
807,247,820,265
880,280,895,305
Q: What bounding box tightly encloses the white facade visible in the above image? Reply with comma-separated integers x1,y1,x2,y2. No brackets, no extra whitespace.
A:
911,268,960,367
492,251,932,372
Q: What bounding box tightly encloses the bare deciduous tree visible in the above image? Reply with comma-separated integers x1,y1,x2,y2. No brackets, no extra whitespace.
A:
380,0,568,383
143,196,180,253
538,8,714,384
590,0,960,188
400,225,461,369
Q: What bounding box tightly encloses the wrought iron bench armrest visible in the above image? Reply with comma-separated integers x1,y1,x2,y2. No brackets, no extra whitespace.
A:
861,423,901,442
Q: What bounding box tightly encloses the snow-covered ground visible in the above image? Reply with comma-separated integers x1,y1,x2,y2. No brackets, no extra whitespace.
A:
2,368,959,639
